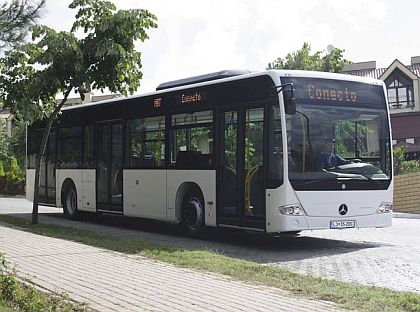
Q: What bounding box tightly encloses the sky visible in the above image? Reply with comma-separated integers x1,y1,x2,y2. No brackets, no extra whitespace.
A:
39,0,420,94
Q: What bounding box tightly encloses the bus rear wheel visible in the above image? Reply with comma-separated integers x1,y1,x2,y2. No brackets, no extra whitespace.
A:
63,184,79,219
182,192,205,237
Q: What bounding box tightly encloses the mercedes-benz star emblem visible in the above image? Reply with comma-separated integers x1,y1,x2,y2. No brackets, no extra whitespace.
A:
339,204,348,215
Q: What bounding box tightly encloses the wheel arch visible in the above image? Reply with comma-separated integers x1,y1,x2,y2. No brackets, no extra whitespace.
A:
175,182,204,222
61,178,76,207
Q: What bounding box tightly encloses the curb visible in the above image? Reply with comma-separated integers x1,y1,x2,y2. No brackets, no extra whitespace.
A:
393,212,420,219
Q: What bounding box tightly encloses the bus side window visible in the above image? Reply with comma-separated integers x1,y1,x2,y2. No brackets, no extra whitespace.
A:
58,126,82,168
128,116,165,168
27,129,38,169
171,111,213,169
83,125,95,168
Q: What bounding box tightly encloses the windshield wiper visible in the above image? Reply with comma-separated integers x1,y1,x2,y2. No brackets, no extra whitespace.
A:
351,173,385,186
292,173,386,188
293,177,339,187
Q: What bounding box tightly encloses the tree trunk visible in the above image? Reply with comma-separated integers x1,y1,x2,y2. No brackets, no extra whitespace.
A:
32,89,72,224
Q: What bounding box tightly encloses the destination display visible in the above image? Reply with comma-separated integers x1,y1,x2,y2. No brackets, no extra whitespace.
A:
178,90,207,104
281,77,385,107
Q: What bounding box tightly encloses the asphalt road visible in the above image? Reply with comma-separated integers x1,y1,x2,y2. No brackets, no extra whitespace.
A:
1,196,419,293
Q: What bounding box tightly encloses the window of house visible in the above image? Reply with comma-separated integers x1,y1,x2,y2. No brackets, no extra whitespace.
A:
385,70,415,109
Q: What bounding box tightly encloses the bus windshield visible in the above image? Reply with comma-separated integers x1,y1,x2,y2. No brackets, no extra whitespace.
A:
282,77,392,191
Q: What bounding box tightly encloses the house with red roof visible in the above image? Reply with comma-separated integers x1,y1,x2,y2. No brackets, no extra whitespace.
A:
343,57,420,159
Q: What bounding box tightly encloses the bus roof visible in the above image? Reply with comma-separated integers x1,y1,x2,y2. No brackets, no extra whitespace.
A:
62,69,384,112
155,69,253,90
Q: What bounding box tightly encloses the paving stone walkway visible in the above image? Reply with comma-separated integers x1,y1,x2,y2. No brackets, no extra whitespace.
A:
0,223,342,311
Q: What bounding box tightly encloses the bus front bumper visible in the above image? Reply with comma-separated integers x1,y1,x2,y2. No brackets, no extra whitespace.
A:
270,212,392,233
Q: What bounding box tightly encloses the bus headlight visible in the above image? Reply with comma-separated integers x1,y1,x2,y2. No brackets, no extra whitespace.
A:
279,204,306,216
377,202,393,213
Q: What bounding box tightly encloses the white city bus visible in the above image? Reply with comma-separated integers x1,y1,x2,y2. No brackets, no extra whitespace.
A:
26,70,393,235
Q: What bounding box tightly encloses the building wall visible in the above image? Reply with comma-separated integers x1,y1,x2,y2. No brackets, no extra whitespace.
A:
393,172,420,214
391,113,420,139
391,113,420,154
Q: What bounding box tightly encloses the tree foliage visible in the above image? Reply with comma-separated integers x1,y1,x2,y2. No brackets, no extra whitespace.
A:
0,0,46,49
0,0,157,223
267,42,351,73
0,118,9,162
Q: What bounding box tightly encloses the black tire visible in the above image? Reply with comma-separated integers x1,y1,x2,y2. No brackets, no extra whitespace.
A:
182,191,205,237
63,183,79,219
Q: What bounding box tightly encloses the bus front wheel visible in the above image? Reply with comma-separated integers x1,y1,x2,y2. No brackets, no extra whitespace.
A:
182,192,205,237
63,183,79,219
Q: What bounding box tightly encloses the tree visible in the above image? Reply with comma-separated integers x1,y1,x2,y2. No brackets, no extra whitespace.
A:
267,42,351,73
0,0,157,224
0,0,46,49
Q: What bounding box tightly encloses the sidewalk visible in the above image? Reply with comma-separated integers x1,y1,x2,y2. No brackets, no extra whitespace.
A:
0,223,341,312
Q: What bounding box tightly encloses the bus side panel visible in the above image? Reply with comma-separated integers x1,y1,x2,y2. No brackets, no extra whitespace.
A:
56,169,83,209
81,169,96,212
167,170,216,227
123,169,168,220
26,169,36,202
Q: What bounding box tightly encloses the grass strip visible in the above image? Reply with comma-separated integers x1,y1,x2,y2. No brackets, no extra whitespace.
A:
0,251,86,312
1,214,420,312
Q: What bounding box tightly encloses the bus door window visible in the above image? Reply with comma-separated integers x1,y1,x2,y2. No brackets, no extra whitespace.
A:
222,111,238,216
96,124,109,205
38,129,46,200
171,111,213,169
46,129,56,202
110,123,123,206
244,108,264,217
128,116,165,168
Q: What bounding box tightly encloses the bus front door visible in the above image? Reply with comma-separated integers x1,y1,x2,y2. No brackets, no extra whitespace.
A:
219,107,265,230
96,121,123,213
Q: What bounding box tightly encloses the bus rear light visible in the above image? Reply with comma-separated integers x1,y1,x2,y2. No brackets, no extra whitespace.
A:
377,202,393,213
279,204,306,216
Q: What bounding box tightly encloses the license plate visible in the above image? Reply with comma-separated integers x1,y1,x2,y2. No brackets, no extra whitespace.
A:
330,220,355,229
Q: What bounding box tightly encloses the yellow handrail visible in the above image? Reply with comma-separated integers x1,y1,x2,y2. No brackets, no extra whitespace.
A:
245,164,261,215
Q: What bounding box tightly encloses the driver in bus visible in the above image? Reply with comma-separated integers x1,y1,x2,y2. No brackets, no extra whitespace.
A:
318,137,348,169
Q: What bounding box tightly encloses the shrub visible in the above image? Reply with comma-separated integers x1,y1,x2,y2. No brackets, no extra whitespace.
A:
0,162,4,177
393,146,420,175
5,157,24,185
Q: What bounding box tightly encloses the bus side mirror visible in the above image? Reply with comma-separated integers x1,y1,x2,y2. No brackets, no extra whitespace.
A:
283,89,296,115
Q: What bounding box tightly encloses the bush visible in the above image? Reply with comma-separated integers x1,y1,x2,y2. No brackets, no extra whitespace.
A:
0,162,5,193
5,157,24,185
393,146,420,175
4,157,25,194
